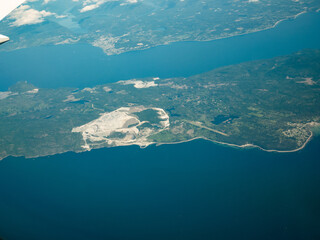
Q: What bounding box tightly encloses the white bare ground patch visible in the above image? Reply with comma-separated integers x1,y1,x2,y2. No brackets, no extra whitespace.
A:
103,86,112,92
72,106,170,150
116,90,127,95
82,87,96,93
0,91,13,100
26,89,39,94
296,77,316,85
55,38,80,45
63,94,81,102
117,79,158,89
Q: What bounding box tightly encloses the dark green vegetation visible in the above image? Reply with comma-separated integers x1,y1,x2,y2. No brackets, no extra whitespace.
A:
1,0,320,54
135,109,163,125
0,49,320,159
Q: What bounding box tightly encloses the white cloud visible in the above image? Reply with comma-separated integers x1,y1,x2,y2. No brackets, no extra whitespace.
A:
80,4,100,12
43,0,56,4
80,0,138,13
80,0,115,12
9,5,63,26
120,0,137,6
24,0,55,3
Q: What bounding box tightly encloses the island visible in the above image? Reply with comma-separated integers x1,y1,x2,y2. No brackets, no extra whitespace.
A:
0,49,320,160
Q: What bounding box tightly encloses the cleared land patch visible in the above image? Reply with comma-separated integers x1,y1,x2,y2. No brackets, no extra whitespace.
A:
72,106,170,150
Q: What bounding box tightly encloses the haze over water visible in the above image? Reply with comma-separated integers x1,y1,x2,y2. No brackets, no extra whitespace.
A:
0,12,320,240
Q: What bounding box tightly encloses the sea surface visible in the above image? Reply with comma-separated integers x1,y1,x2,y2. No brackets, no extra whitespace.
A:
0,12,320,240
0,138,320,240
0,12,320,90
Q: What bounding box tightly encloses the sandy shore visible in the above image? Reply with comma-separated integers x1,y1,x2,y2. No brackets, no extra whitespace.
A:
272,10,307,28
156,131,314,154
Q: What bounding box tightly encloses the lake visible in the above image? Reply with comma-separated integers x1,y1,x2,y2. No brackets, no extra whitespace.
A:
0,11,320,240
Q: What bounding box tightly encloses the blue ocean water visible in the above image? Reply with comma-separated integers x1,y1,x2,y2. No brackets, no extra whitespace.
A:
0,12,320,90
0,138,320,240
0,12,320,240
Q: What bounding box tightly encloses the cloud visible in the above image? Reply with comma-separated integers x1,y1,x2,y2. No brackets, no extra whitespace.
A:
24,0,55,3
9,5,63,26
80,0,138,13
43,0,56,4
80,0,116,13
80,4,100,12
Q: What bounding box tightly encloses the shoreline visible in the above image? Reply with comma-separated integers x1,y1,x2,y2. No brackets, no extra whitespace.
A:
0,132,314,161
155,131,314,154
89,10,312,56
0,10,313,58
0,10,317,161
271,10,307,29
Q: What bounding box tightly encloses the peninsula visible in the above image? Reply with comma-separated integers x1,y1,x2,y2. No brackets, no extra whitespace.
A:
0,49,320,160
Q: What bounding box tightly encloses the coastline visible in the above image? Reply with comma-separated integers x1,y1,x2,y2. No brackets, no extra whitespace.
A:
0,131,314,161
0,10,313,57
155,131,314,154
0,10,318,161
94,10,311,56
271,10,307,29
